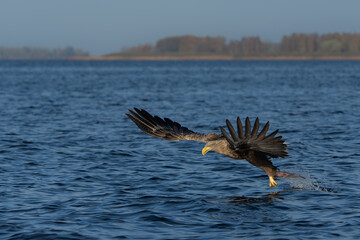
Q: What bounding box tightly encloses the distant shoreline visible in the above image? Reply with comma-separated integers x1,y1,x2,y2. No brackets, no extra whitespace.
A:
69,55,360,61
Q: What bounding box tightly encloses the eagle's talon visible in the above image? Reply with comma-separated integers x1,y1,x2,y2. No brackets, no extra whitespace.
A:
269,176,278,187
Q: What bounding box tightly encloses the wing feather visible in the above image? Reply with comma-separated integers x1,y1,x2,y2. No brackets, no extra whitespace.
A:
251,118,259,137
127,110,154,129
127,108,216,142
257,121,269,139
221,117,288,158
220,127,234,145
226,120,239,142
237,117,244,139
245,117,251,137
134,108,158,127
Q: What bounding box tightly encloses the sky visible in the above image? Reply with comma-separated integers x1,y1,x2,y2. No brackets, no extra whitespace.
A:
0,0,360,55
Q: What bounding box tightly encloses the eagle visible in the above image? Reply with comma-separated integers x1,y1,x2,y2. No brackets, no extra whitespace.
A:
126,108,293,187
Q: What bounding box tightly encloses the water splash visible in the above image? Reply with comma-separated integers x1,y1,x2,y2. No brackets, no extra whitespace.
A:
280,169,337,192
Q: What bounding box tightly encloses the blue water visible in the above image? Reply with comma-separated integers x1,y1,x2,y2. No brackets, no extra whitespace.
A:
0,60,359,239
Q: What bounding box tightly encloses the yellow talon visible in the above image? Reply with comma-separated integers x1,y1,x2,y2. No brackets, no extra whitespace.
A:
269,176,278,187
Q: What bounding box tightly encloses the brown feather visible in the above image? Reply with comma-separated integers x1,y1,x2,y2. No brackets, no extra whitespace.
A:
237,117,244,139
245,117,251,137
251,118,259,137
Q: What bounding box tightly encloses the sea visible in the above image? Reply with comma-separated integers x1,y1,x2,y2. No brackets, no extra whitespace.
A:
0,60,359,239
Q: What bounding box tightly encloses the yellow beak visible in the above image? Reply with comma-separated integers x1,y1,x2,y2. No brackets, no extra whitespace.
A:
202,146,212,155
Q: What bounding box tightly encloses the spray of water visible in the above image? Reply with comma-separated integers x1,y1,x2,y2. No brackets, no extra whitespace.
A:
279,169,337,192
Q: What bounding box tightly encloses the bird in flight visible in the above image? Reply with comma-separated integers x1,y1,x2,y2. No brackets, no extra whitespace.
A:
126,108,294,187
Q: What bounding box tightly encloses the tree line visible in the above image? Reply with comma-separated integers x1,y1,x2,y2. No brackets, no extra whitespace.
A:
0,46,89,59
116,33,360,57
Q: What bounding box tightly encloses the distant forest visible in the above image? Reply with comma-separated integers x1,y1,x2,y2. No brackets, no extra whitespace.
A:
112,32,360,57
0,46,89,59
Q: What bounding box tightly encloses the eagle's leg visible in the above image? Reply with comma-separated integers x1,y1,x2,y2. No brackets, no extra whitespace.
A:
269,176,278,187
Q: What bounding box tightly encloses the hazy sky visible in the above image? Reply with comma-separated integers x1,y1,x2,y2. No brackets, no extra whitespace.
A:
1,0,359,55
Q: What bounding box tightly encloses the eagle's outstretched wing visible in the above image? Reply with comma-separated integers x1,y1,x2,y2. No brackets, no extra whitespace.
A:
220,117,288,158
220,117,287,180
126,108,217,142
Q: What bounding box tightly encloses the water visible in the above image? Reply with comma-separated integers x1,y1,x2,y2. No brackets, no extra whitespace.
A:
0,60,359,239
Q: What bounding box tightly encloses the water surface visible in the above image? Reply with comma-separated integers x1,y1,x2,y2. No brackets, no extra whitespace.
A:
0,60,359,239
